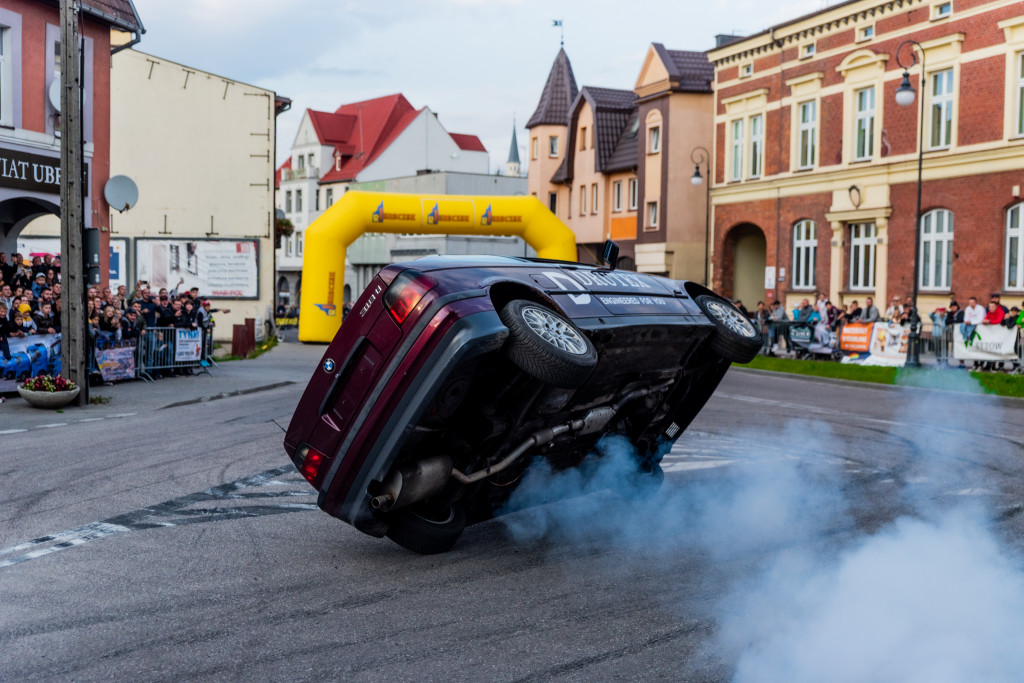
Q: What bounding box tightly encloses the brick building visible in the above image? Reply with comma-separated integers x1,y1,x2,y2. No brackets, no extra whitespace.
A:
707,0,1024,314
527,45,713,279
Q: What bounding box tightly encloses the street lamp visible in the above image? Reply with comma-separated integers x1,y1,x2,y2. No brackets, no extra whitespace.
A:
690,146,711,287
895,39,925,368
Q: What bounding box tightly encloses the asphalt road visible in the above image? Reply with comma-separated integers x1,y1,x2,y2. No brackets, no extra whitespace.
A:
2,350,1023,682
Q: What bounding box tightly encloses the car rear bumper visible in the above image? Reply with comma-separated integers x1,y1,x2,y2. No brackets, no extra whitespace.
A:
319,304,509,536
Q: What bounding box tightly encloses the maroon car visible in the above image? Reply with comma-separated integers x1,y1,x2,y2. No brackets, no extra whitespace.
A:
285,250,761,553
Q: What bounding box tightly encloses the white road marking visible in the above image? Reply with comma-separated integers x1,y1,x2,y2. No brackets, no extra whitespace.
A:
78,418,105,422
0,429,28,434
36,423,68,429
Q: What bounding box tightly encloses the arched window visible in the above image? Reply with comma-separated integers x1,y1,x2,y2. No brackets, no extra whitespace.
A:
920,209,953,290
792,220,816,289
1008,203,1024,290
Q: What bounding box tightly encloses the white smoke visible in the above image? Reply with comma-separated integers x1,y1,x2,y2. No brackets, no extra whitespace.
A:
499,380,1024,680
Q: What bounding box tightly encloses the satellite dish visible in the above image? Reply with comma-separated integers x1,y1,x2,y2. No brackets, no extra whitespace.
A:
104,175,139,213
275,208,286,220
48,80,61,111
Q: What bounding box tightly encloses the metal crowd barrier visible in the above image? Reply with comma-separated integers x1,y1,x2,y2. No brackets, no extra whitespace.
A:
136,326,215,381
757,317,1022,371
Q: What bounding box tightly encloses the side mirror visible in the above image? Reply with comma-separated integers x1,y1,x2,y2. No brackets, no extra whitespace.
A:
600,240,620,271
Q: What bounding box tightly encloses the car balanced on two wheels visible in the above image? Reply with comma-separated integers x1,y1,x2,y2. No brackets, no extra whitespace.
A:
285,253,761,554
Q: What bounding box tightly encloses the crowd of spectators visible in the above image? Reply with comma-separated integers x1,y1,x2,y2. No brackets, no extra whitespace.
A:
2,251,228,382
0,253,63,362
745,289,1022,370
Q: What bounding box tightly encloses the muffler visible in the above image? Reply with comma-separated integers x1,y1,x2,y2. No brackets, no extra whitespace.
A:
369,455,453,512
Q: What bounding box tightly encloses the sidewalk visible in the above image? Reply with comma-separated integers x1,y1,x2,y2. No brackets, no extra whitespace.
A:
0,341,324,428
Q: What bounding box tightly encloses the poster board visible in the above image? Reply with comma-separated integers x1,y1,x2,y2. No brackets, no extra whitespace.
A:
135,238,259,300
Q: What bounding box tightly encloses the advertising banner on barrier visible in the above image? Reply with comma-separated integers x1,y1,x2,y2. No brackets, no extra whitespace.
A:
1,333,60,392
841,322,910,366
175,329,202,362
95,341,137,381
839,322,873,352
952,324,1019,361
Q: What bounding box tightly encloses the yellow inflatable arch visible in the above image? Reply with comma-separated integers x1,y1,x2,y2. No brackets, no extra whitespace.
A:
298,191,578,342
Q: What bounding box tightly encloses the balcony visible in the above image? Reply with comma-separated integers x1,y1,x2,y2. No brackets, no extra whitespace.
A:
282,167,317,181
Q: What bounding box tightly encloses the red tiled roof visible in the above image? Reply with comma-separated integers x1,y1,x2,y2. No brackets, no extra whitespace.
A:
450,133,486,152
82,0,144,32
314,94,421,183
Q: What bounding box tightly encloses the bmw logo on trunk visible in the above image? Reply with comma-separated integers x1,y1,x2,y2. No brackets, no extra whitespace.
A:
323,358,335,373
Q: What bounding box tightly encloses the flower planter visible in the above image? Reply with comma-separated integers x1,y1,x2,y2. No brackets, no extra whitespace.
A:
18,386,80,409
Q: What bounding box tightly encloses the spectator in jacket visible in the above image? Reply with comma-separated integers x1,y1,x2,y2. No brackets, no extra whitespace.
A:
984,301,1005,325
884,296,903,321
991,293,1008,315
795,299,814,322
0,284,13,313
32,302,59,335
858,297,880,323
847,300,862,322
945,301,963,326
0,302,26,360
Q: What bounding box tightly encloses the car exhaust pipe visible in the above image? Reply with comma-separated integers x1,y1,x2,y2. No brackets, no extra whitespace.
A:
450,381,674,485
370,455,453,512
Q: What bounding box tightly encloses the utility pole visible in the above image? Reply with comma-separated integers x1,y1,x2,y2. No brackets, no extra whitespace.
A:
59,0,88,405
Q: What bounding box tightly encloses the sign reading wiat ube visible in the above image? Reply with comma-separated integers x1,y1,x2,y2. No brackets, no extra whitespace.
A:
0,148,88,194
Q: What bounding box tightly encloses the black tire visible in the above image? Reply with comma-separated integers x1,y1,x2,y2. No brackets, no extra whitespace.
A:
499,300,598,388
694,295,763,363
385,503,466,555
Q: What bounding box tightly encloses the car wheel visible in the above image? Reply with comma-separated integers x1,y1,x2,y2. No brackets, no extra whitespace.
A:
694,295,763,363
385,503,466,555
499,299,598,388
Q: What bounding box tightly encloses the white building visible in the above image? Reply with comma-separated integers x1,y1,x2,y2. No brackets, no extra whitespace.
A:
276,93,528,308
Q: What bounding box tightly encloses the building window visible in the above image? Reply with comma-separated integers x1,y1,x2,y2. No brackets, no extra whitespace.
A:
628,178,638,210
798,101,817,169
315,188,320,212
591,183,598,214
933,2,952,19
548,192,558,214
531,137,538,160
646,201,658,230
792,220,817,289
649,125,661,154
580,127,587,151
326,187,333,206
308,154,314,172
920,209,953,290
1007,203,1024,290
854,86,875,160
1017,53,1024,138
285,235,293,257
296,231,303,257
730,119,743,181
0,27,11,127
548,135,559,157
801,44,815,59
749,114,763,178
296,155,305,171
296,189,303,212
613,181,622,212
740,63,753,78
285,191,292,213
579,185,587,214
858,25,874,42
929,69,953,149
849,223,877,290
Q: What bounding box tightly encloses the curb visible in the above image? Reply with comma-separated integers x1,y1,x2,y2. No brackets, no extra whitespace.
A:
159,381,296,409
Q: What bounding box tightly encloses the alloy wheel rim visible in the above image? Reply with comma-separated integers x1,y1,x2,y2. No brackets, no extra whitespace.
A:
521,306,589,355
706,300,758,338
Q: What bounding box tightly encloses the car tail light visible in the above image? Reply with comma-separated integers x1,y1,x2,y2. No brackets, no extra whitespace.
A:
297,444,327,484
383,270,436,324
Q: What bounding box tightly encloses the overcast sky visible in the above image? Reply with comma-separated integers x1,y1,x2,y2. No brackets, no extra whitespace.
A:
129,0,825,173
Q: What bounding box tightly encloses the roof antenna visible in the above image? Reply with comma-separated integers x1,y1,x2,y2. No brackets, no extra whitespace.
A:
552,19,563,47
